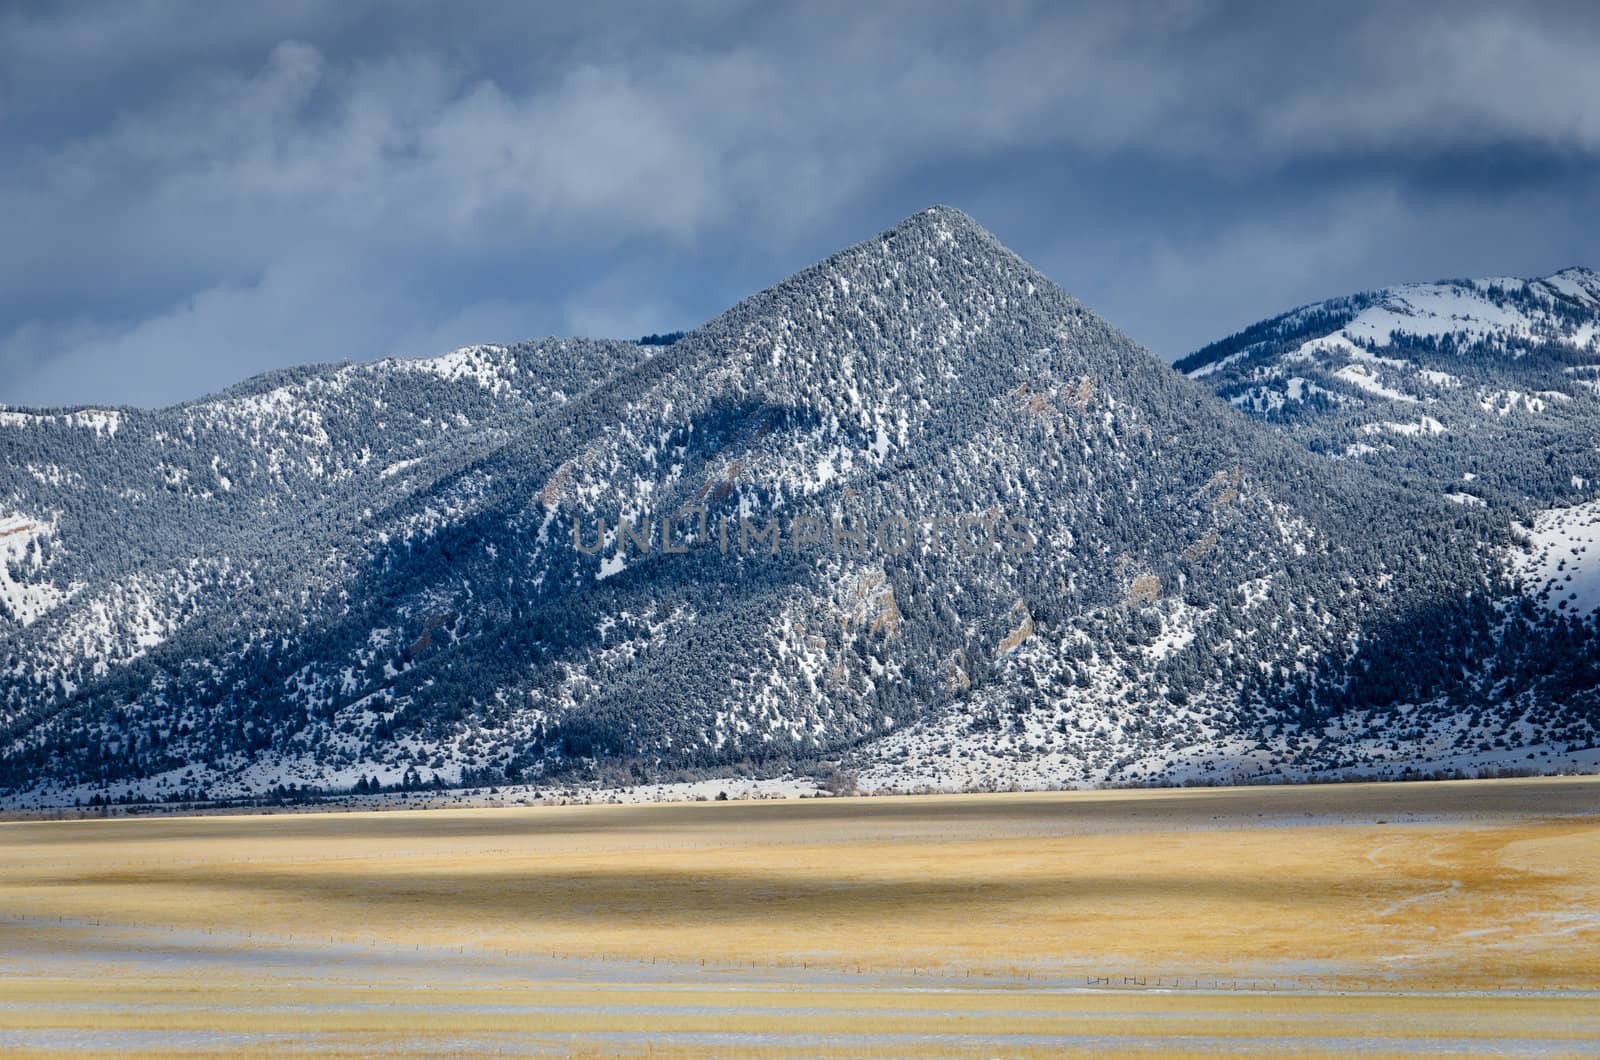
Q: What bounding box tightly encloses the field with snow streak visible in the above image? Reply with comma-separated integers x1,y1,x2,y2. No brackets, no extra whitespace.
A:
3,777,1600,1056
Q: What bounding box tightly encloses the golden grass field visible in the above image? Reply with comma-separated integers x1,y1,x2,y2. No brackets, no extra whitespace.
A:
3,776,1599,1056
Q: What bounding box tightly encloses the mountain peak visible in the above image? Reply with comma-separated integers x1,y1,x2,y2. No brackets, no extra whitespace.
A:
867,205,1012,264
692,202,1069,361
889,203,991,238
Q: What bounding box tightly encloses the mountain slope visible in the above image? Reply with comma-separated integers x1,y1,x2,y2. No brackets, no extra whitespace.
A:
0,339,651,704
2,209,1596,805
1176,268,1600,509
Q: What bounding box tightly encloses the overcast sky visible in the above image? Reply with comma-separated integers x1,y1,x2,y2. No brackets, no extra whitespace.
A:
4,1,1600,408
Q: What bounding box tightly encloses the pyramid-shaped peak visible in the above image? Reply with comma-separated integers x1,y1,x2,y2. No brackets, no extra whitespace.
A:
821,204,1036,285
680,198,1199,432
882,204,1001,245
693,202,1082,351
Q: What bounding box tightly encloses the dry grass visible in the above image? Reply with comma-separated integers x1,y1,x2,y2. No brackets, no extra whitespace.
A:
3,777,1599,1055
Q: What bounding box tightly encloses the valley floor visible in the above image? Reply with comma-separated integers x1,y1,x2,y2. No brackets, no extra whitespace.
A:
2,778,1599,1056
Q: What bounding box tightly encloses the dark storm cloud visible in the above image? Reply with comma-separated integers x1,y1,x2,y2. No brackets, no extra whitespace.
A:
3,0,1599,406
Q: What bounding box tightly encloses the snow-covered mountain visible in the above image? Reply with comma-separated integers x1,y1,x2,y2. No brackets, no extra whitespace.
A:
1177,268,1600,509
2,210,1597,806
1178,266,1600,692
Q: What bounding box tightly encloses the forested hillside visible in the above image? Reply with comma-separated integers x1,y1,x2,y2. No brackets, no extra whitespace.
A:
2,209,1596,805
1177,269,1600,509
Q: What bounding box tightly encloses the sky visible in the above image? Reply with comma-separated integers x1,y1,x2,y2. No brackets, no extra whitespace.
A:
4,0,1600,408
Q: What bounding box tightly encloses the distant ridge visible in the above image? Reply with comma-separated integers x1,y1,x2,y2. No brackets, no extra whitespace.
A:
1178,266,1600,509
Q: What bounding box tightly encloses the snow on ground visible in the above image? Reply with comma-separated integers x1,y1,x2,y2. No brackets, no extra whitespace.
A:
1143,602,1212,662
1229,387,1286,414
1331,363,1417,403
1217,270,1600,409
1480,389,1565,416
390,344,516,393
1344,283,1540,350
1507,499,1600,615
1186,349,1248,378
379,458,424,479
1287,742,1600,786
1542,267,1600,308
67,409,121,436
1358,416,1446,437
0,515,66,626
0,409,121,435
4,768,825,812
1284,333,1370,365
852,717,1600,795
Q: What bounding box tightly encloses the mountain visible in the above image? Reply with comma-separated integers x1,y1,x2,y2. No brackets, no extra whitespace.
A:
2,209,1597,806
1177,266,1600,646
1176,268,1600,510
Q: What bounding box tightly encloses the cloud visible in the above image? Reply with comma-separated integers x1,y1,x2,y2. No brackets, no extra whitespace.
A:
3,1,1600,405
1250,8,1600,159
1096,178,1600,358
2,252,398,408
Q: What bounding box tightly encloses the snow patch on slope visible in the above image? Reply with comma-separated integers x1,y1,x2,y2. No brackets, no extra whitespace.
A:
1343,284,1540,349
390,344,516,393
0,516,66,626
1332,363,1417,403
0,409,121,436
1359,416,1446,437
1187,349,1247,379
1508,499,1600,615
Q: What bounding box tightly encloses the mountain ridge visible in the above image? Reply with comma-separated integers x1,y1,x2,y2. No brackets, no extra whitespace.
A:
1176,264,1600,511
2,208,1596,806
